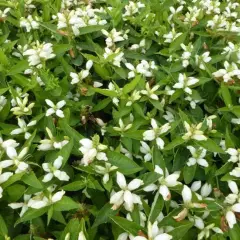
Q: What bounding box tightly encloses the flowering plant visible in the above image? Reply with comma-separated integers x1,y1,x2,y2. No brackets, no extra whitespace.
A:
0,0,240,239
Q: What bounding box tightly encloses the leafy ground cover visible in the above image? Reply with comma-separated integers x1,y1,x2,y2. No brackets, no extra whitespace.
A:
0,0,240,239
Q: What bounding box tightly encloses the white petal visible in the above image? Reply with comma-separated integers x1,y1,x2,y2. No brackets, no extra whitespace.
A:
228,181,239,195
143,184,158,192
232,203,240,212
201,183,212,198
191,181,201,192
156,137,165,149
124,190,134,212
182,185,192,204
56,109,64,118
46,108,55,116
155,234,172,240
45,99,55,107
116,172,127,189
54,170,70,181
165,172,180,187
159,185,171,201
226,211,236,228
6,147,17,159
52,190,65,203
110,190,124,205
56,100,66,109
128,179,143,191
53,156,63,169
42,173,53,182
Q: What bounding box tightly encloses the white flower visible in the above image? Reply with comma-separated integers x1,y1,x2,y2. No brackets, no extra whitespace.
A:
110,172,143,212
195,52,211,70
143,119,171,149
183,121,207,141
0,137,19,154
20,15,39,32
38,127,69,151
94,163,117,184
185,96,201,109
0,147,29,173
126,90,141,106
78,231,87,240
184,6,201,24
187,146,208,167
225,181,240,205
163,28,182,43
0,8,10,18
28,187,65,209
197,223,223,240
225,200,240,229
144,166,181,201
70,60,93,84
163,111,175,123
10,96,35,116
113,119,132,132
173,185,206,221
79,135,108,166
101,28,127,47
231,118,240,125
213,61,240,83
173,73,199,95
141,83,160,100
140,141,152,162
10,118,37,139
45,99,66,118
23,42,55,67
168,6,183,22
103,47,124,67
180,43,193,68
133,221,172,240
8,194,31,217
42,156,70,182
226,148,240,163
123,1,145,18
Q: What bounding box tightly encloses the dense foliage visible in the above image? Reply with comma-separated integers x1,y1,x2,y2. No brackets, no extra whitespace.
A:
1,0,240,239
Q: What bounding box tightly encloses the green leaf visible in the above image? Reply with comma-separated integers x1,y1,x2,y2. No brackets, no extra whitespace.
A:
0,215,8,236
6,184,25,202
170,221,194,240
58,121,83,155
183,165,197,184
92,98,111,112
15,207,49,226
110,216,144,236
62,180,86,191
164,137,185,151
123,75,141,94
170,33,187,51
148,192,164,223
7,60,29,75
139,172,160,188
53,44,72,55
229,224,240,240
197,139,225,154
221,83,232,108
91,87,117,97
152,146,165,169
53,196,80,211
92,203,118,228
215,162,233,176
21,171,43,189
107,151,142,175
79,25,107,35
